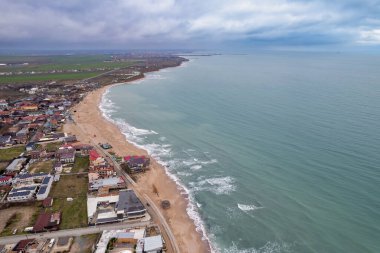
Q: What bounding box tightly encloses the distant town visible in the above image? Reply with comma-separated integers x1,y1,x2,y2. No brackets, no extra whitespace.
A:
0,54,186,253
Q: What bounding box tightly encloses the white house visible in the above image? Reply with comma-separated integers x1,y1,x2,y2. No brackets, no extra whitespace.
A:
36,176,53,200
143,235,164,253
7,186,38,202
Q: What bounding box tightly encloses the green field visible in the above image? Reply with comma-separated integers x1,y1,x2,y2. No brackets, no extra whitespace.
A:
52,196,88,229
72,155,90,173
49,174,88,229
42,141,62,152
0,146,25,161
0,71,102,83
0,54,137,83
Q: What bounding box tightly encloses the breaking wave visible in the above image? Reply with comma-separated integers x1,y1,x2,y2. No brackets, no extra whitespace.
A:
190,176,236,195
223,241,293,253
146,73,166,80
238,203,264,212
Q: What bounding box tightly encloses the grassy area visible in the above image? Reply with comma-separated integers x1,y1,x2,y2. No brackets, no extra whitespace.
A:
44,141,62,152
28,160,53,174
0,71,103,83
50,174,88,198
72,155,89,173
0,54,136,75
49,175,88,229
0,213,22,236
52,196,88,229
0,146,25,161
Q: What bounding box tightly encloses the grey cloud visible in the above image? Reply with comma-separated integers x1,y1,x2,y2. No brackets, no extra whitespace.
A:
0,0,380,49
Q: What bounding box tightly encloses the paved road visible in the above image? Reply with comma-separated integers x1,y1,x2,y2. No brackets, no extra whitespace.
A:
0,221,150,245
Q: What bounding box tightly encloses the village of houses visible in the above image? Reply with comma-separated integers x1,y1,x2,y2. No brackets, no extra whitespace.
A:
0,93,167,253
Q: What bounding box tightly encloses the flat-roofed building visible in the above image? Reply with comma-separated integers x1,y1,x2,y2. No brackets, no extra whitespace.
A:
36,175,53,200
5,157,26,173
7,185,38,202
143,235,164,253
116,189,146,220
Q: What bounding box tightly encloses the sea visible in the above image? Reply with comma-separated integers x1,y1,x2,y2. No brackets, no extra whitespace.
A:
100,52,380,253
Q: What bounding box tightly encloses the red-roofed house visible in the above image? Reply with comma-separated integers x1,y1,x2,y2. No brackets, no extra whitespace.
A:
0,176,12,186
12,239,37,253
33,212,61,233
89,149,101,161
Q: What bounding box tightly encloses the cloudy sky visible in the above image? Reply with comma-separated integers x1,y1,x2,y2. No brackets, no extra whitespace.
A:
1,0,380,50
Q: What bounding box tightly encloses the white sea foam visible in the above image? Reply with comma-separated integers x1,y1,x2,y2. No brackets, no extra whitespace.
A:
191,176,236,195
190,165,203,170
201,158,218,165
182,159,198,166
237,203,264,212
146,73,166,80
99,90,119,115
223,241,292,253
177,171,192,177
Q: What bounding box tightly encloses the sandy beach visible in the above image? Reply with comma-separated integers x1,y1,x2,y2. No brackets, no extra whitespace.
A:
64,84,210,253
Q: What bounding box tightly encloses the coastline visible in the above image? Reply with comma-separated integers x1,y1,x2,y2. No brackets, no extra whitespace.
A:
64,72,211,253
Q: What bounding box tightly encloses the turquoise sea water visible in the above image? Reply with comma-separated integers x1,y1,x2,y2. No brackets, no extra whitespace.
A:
100,53,380,253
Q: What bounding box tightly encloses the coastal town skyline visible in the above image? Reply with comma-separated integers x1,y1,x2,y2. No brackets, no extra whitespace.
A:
1,0,380,51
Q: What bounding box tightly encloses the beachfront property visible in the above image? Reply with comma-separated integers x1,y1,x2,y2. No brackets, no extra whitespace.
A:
87,189,146,225
94,227,164,253
143,235,164,253
88,176,125,191
123,155,150,173
117,189,146,219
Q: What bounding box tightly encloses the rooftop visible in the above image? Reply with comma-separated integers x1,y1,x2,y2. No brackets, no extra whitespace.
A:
117,189,145,214
144,235,163,251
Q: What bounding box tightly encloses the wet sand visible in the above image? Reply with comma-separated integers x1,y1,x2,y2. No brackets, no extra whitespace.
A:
64,85,210,253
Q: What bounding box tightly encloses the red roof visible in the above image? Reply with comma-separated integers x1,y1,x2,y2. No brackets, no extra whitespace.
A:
0,176,12,182
89,149,101,161
13,239,36,251
33,212,61,232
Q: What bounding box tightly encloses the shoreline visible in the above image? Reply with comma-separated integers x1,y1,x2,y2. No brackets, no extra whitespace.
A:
64,67,212,253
